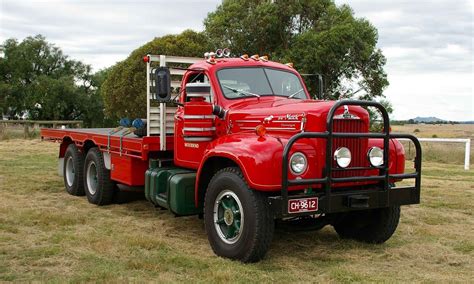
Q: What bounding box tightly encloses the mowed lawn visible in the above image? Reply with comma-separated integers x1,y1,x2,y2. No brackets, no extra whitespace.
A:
0,139,473,282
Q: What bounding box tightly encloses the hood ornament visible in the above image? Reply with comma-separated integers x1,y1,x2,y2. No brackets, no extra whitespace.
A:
335,105,360,119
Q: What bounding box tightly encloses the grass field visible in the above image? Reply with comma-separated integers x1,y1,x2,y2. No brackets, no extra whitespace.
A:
0,127,473,282
392,124,473,165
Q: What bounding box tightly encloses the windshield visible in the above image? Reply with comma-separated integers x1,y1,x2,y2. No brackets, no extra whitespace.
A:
217,67,306,99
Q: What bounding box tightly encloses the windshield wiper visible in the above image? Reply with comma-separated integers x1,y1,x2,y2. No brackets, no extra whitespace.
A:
288,89,304,99
223,85,261,98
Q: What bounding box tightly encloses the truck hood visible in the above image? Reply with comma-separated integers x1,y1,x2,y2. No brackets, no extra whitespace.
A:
226,97,369,133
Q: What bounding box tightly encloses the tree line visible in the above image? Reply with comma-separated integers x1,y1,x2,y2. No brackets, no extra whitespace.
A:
1,0,391,125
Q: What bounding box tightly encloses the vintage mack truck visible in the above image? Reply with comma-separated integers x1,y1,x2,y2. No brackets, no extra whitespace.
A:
41,50,422,262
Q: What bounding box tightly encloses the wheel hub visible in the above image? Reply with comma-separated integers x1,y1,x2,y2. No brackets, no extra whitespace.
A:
65,156,75,186
224,208,234,225
213,190,244,244
86,162,98,195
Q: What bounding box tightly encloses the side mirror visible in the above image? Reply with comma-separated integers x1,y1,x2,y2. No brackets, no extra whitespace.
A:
317,74,324,100
155,67,171,102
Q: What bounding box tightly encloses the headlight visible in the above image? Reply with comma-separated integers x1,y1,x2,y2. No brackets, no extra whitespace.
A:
368,147,384,167
290,152,307,174
334,147,351,168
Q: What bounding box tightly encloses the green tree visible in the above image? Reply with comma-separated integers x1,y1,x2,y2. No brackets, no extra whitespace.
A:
204,0,389,100
0,35,106,126
101,30,211,120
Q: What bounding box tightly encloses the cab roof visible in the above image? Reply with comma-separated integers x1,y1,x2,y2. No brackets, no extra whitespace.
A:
188,57,297,73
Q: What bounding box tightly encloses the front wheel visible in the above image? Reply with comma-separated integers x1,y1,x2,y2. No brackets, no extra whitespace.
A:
333,206,401,243
204,167,274,263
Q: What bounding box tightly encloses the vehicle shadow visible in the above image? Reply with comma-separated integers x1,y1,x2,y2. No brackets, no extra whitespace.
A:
110,186,385,261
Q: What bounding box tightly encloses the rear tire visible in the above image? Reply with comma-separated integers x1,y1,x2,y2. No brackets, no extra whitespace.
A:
83,147,115,205
63,144,85,196
204,167,274,263
333,206,400,243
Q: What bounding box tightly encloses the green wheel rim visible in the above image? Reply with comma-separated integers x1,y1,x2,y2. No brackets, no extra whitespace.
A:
213,189,244,244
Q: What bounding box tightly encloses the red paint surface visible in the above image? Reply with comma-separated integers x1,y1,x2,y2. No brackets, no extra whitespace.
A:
110,153,148,186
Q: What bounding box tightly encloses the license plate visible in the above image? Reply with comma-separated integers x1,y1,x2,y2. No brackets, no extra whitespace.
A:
288,197,319,214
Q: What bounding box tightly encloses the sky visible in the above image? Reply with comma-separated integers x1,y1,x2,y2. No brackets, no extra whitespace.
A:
0,0,473,121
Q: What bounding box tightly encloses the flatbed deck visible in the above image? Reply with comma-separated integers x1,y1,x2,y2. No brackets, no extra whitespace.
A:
41,127,174,160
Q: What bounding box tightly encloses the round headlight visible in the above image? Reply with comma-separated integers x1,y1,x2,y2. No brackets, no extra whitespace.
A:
290,152,307,175
334,147,351,168
368,147,384,167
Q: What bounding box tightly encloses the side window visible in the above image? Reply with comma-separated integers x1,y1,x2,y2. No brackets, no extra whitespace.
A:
184,72,213,103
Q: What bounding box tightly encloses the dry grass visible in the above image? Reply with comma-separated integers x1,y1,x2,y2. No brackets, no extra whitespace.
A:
392,124,474,139
0,137,473,282
393,124,473,166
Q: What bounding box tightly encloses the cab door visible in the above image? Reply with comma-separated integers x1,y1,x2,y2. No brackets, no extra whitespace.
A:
174,72,216,169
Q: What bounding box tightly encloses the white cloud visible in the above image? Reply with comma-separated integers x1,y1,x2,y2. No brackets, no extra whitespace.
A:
0,0,220,70
1,0,473,120
337,0,473,121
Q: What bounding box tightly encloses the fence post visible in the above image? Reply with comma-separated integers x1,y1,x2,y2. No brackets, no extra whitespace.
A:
23,123,29,138
465,139,471,171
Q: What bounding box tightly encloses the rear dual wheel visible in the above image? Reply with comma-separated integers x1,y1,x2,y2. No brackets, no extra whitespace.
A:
63,144,85,196
83,148,115,206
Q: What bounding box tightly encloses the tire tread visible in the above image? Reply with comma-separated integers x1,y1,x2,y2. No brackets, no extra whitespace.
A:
84,147,115,205
204,167,274,263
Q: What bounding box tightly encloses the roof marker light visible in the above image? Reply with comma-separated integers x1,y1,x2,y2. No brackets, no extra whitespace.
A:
251,54,260,61
206,57,216,65
240,54,249,61
223,48,231,57
260,55,268,62
285,62,294,68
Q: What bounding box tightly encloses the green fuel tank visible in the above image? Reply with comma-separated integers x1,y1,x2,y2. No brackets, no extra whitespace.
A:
145,166,201,216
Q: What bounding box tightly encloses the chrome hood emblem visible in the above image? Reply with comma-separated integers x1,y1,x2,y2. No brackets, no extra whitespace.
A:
335,105,360,119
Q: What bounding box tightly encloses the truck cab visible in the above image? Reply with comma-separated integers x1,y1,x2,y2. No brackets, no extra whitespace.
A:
41,52,422,263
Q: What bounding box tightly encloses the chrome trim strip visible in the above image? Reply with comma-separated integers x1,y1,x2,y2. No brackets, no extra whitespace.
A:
266,127,296,130
183,115,215,119
235,120,261,123
184,137,213,142
239,127,296,131
187,93,211,97
183,127,216,131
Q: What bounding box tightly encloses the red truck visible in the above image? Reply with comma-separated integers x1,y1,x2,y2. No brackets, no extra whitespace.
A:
41,51,422,262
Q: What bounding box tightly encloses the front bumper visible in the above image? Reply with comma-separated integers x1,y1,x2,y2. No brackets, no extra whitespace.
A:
270,100,422,218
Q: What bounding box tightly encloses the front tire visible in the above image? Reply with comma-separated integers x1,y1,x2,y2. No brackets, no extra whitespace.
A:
333,206,401,243
204,167,274,263
83,148,115,205
63,144,85,196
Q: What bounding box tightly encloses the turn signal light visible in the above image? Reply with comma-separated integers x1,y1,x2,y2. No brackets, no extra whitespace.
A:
255,125,267,136
251,54,260,61
240,54,249,61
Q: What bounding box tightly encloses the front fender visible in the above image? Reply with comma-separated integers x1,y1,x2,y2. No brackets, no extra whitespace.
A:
198,133,289,191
